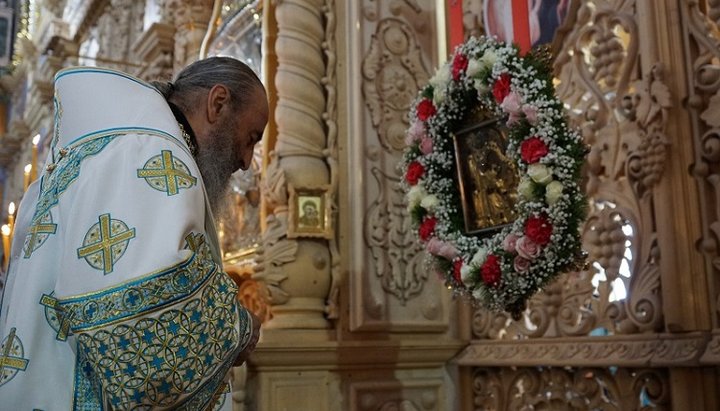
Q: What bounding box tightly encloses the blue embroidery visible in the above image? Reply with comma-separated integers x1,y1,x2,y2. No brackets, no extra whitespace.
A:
23,212,57,258
58,234,251,409
0,328,29,387
72,351,102,411
137,150,197,196
76,213,136,275
61,234,215,331
25,135,117,258
39,292,73,341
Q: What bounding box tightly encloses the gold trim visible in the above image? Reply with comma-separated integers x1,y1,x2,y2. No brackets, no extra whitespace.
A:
67,265,219,333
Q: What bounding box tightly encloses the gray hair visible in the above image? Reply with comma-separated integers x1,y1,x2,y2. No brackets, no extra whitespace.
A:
151,56,263,114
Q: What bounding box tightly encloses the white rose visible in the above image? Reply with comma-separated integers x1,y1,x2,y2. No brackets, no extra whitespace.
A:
473,78,488,95
460,264,476,286
420,194,440,211
429,64,451,91
545,180,564,205
518,178,536,200
471,247,488,266
406,184,427,210
527,163,553,185
480,50,498,68
433,87,447,105
466,59,482,78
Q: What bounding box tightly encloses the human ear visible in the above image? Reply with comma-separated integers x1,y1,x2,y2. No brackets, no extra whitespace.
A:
206,84,230,124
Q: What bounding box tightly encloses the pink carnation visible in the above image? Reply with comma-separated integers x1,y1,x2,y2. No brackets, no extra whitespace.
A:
420,137,434,154
523,104,538,124
500,91,523,125
502,234,519,254
406,121,426,145
516,236,542,260
426,238,459,261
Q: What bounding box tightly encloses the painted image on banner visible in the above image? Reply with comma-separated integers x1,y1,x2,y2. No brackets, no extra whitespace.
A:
484,0,571,48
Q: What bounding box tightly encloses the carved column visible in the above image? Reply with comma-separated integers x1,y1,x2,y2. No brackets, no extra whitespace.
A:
165,0,214,72
256,0,332,330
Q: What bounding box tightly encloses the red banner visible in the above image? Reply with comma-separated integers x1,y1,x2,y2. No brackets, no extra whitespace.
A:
447,0,464,52
511,0,531,55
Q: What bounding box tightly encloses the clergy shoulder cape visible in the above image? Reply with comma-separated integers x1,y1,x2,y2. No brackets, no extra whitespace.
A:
0,67,254,410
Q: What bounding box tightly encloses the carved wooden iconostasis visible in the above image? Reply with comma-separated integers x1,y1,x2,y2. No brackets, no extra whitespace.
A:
455,1,720,410
0,0,718,409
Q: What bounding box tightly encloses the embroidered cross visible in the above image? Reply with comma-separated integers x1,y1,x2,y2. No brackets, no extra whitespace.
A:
184,233,205,252
137,150,196,196
77,214,136,274
23,220,58,258
40,294,73,341
0,328,29,385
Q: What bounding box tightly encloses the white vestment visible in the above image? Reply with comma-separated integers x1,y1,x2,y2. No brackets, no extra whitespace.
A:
0,67,254,410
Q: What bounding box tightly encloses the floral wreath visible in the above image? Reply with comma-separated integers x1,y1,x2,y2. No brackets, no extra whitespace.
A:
402,36,587,316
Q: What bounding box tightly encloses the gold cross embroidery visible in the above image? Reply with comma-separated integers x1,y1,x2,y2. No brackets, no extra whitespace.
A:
137,150,196,196
0,328,28,376
23,220,58,257
39,294,73,341
77,214,136,274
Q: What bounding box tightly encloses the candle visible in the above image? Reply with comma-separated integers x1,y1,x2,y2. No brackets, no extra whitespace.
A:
23,164,31,191
31,134,40,181
8,201,15,233
2,224,10,271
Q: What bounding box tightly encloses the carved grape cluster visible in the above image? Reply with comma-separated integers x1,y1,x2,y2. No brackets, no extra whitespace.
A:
585,210,627,280
590,29,625,88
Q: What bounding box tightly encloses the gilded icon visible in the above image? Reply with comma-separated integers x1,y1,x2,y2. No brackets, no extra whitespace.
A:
288,185,333,239
453,118,518,236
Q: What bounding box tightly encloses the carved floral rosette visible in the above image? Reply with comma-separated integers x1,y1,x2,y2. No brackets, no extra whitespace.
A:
401,36,587,315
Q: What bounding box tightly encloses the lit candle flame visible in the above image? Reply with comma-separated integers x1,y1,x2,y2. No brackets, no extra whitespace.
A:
1,224,9,236
24,164,32,174
32,134,40,146
8,202,15,215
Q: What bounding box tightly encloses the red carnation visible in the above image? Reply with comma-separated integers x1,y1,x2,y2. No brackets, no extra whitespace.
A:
525,214,553,246
416,98,437,121
481,254,502,287
418,216,437,241
405,161,425,186
453,259,463,283
520,137,549,164
492,73,512,104
452,53,469,81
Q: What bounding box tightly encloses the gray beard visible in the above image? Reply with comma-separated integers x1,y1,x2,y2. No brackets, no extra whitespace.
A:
195,131,236,218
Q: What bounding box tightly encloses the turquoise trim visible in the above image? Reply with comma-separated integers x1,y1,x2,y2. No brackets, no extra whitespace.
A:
24,135,118,259
54,66,160,95
65,126,183,151
58,234,217,332
72,351,102,411
68,248,246,409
